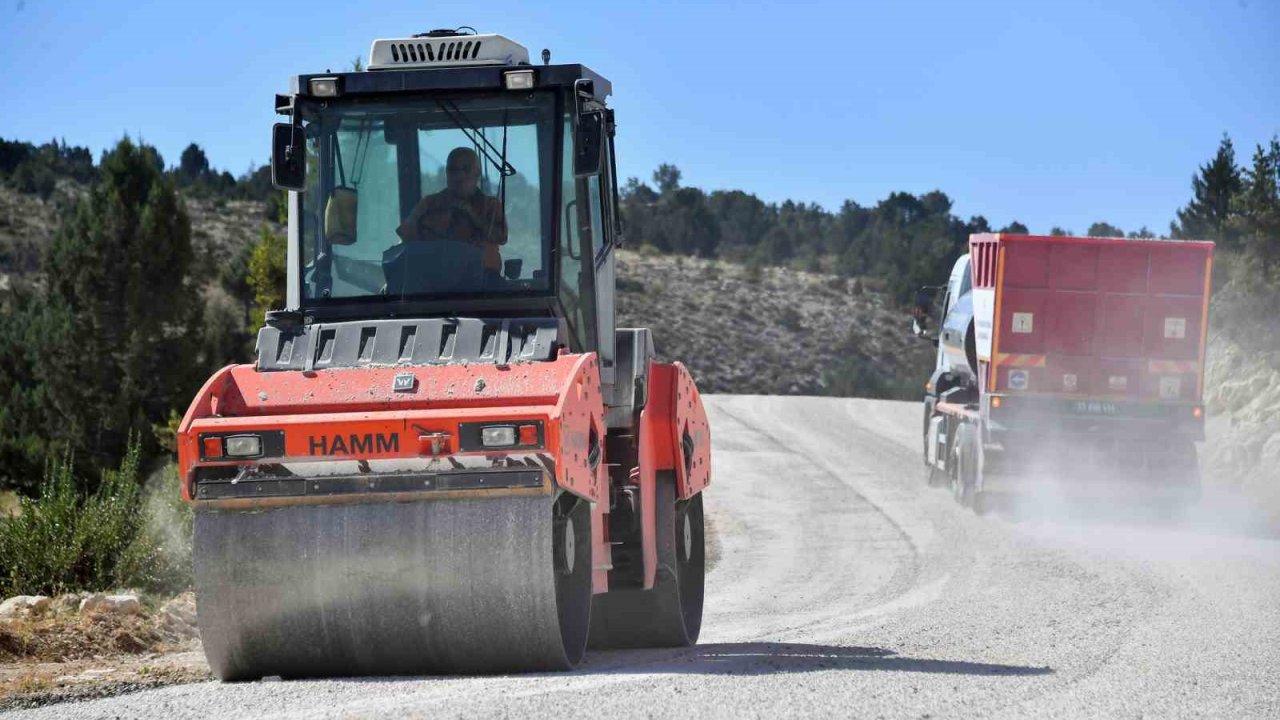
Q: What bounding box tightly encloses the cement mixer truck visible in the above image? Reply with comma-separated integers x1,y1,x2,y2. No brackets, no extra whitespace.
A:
914,232,1213,513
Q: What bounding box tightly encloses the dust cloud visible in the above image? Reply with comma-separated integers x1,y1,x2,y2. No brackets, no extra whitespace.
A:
983,431,1279,542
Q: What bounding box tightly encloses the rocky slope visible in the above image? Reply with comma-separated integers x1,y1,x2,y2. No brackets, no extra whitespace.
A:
1203,336,1280,523
615,251,933,397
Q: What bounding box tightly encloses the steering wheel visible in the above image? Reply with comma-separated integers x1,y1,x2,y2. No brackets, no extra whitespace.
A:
382,238,491,296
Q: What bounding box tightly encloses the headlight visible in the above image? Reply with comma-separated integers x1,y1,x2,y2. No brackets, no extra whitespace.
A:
224,435,264,458
480,426,517,448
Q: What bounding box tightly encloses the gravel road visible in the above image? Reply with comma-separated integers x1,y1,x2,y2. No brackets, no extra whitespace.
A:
12,396,1280,719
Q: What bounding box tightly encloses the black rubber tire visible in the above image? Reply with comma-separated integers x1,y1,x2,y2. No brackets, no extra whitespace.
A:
588,473,705,649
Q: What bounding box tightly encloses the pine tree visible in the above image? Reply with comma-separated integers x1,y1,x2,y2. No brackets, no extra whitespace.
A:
1173,134,1243,248
36,137,200,477
248,225,288,326
1233,138,1280,279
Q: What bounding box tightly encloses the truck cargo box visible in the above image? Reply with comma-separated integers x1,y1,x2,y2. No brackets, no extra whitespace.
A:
968,233,1213,408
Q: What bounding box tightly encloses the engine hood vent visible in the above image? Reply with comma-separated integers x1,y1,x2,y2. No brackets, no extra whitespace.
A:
368,33,530,70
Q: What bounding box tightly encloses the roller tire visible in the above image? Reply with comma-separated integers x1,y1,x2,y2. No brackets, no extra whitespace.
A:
588,473,705,649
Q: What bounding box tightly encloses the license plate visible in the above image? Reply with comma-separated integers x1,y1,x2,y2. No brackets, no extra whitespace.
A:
1072,401,1119,416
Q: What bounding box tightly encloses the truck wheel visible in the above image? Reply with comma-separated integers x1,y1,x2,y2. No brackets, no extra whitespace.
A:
588,473,705,648
953,424,978,509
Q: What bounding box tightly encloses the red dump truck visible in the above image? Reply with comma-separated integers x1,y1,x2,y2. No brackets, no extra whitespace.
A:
914,233,1214,513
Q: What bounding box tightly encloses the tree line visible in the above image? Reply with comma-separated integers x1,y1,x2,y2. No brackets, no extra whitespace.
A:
618,165,1174,304
0,137,277,209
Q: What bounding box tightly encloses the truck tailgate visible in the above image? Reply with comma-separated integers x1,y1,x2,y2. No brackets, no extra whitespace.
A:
970,234,1213,405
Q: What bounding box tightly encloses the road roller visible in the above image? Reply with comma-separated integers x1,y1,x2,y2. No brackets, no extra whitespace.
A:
175,28,711,679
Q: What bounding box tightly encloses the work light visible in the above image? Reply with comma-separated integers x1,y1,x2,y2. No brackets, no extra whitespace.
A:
309,77,341,97
503,70,535,90
481,426,517,448
224,435,264,458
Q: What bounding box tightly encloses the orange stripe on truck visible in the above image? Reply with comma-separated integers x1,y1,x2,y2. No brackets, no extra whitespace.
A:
995,353,1047,368
1148,359,1198,374
1196,253,1213,400
990,246,1007,391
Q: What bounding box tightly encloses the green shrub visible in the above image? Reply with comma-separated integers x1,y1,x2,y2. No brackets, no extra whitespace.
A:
0,440,192,596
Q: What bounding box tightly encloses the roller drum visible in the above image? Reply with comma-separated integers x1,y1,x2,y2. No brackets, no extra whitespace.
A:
193,493,591,680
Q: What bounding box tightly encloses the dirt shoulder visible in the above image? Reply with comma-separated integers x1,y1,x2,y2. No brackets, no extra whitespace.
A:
0,593,210,711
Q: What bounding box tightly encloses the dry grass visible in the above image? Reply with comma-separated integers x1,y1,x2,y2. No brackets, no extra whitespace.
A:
0,593,206,710
0,604,188,664
0,491,18,518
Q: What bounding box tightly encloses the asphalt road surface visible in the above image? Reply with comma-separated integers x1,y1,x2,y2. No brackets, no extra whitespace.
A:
14,396,1280,719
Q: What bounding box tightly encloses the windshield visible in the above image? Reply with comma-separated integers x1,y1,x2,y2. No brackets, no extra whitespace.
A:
299,92,557,302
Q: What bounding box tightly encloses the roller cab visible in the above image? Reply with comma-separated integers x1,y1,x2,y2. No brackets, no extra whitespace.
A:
178,28,711,679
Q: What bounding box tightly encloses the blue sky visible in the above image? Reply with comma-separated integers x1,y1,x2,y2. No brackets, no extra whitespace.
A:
1,0,1276,234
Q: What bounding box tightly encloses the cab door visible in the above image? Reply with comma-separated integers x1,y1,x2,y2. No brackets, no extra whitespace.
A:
589,127,619,387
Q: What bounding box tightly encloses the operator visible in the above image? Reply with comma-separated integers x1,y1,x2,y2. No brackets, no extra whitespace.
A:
396,146,508,272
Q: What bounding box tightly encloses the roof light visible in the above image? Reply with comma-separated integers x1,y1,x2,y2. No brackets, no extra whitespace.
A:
504,70,535,90
1192,406,1203,418
309,77,341,97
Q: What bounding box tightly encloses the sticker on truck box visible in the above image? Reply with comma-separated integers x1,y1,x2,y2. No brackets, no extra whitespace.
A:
1164,317,1186,339
1012,312,1034,334
1008,369,1029,391
1062,373,1078,392
973,288,995,360
1159,376,1182,399
1108,375,1128,391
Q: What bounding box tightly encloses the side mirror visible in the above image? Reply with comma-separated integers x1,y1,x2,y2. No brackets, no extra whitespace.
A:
912,317,939,346
271,123,306,191
573,111,604,178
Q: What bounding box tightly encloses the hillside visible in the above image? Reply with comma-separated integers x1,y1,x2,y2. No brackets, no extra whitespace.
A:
0,184,932,399
616,251,932,396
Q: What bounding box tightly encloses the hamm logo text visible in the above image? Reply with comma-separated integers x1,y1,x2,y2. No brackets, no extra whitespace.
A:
308,433,400,455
